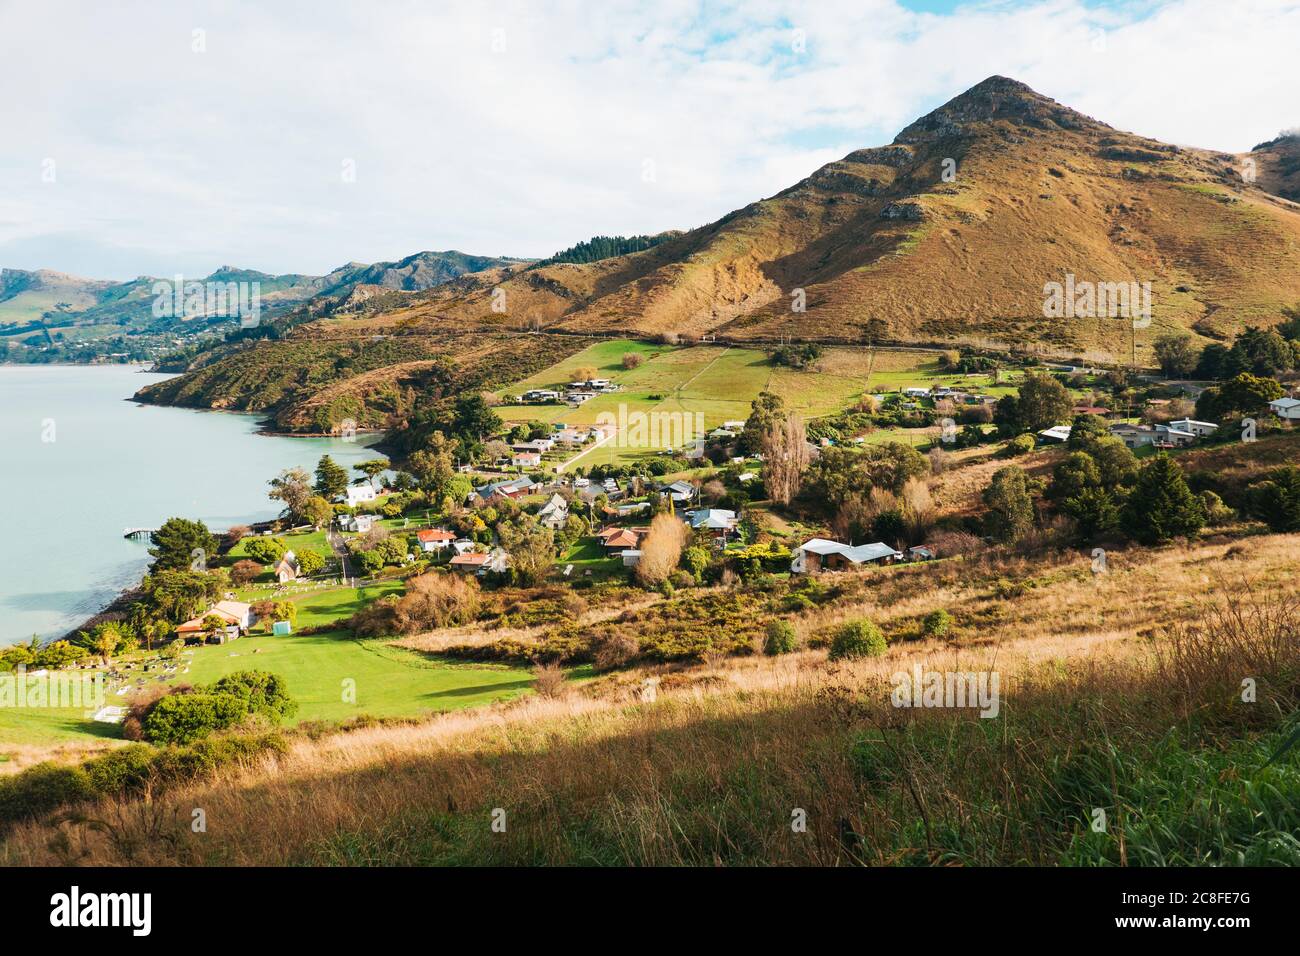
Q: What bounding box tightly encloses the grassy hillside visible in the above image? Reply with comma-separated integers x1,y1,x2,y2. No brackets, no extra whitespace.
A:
378,77,1300,362
4,533,1297,866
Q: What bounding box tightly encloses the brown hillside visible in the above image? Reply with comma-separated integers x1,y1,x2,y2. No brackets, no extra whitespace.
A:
394,77,1300,361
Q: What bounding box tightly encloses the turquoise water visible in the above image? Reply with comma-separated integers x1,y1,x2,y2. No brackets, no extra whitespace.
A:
0,365,383,644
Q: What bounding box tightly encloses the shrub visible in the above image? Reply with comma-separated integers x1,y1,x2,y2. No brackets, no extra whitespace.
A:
622,352,644,369
210,670,298,723
0,763,93,824
532,661,568,698
82,745,157,796
142,692,249,745
922,609,952,638
593,631,639,671
829,619,887,660
764,619,798,656
230,559,263,585
1001,433,1036,457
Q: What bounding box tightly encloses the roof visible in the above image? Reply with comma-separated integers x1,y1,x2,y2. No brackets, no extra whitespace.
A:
1169,419,1217,428
689,508,737,529
416,529,456,542
1038,425,1072,441
797,538,901,564
1270,397,1300,409
450,552,489,566
843,542,903,563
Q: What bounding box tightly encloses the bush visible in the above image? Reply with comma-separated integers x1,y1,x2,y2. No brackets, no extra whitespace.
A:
0,763,93,824
764,620,798,656
1001,433,1036,457
922,609,952,638
142,692,249,745
82,745,158,796
829,619,887,660
211,670,298,722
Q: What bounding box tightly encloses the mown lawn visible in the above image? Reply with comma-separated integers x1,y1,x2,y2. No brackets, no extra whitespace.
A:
179,632,535,725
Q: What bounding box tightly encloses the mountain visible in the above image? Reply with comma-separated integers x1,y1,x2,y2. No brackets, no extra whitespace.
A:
390,76,1300,360
0,250,526,363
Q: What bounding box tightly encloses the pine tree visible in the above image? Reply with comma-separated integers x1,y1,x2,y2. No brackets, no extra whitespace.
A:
1122,454,1205,544
314,455,349,500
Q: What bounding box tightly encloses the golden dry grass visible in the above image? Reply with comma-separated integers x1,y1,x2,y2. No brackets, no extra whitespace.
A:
4,531,1297,866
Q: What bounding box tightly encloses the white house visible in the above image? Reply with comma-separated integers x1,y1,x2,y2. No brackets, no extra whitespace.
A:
274,551,299,583
513,451,542,468
416,528,456,552
537,493,570,530
522,389,560,402
791,538,903,574
1155,423,1196,447
352,514,375,534
1270,397,1300,421
347,484,379,507
1037,425,1072,444
1169,419,1219,438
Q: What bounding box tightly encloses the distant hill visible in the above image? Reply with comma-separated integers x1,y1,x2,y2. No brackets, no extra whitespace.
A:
0,250,526,362
392,76,1300,362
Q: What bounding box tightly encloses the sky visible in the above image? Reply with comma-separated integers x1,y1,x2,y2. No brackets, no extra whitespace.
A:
1,0,1297,281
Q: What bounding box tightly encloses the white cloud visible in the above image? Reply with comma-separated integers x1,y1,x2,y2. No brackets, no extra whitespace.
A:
0,0,1296,279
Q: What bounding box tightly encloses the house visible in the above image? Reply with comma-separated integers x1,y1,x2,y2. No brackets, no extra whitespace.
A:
537,493,570,530
351,514,375,535
522,389,560,402
1270,397,1300,420
596,525,649,553
175,600,256,642
790,538,903,574
908,545,935,561
347,484,379,507
512,451,542,469
1110,423,1157,449
708,427,737,440
1038,424,1072,444
659,480,695,504
721,420,747,432
554,428,590,445
513,438,554,453
1155,423,1196,447
621,550,642,568
1169,419,1218,438
274,551,299,583
903,387,930,398
450,551,489,572
451,538,478,555
473,476,537,504
416,528,456,552
566,390,597,404
687,508,738,541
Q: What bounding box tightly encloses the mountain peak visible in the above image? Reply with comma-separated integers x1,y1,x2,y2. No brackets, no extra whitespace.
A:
895,75,1104,144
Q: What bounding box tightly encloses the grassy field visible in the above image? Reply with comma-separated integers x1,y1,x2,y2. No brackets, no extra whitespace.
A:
180,632,534,724
501,340,961,467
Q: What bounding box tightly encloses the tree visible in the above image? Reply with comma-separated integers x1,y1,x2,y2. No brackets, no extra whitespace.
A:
268,467,313,523
230,559,263,585
1122,454,1205,544
1196,372,1284,420
995,373,1073,434
353,458,390,489
762,413,810,506
86,621,127,663
142,692,249,745
1066,414,1111,452
408,432,456,496
242,536,287,564
498,518,555,586
451,394,501,444
300,495,332,530
1062,486,1120,539
313,455,349,500
141,569,221,624
982,465,1035,542
1248,466,1300,532
635,513,689,586
764,620,798,655
1153,332,1200,377
295,548,327,576
148,518,218,572
1047,452,1101,502
739,391,785,456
